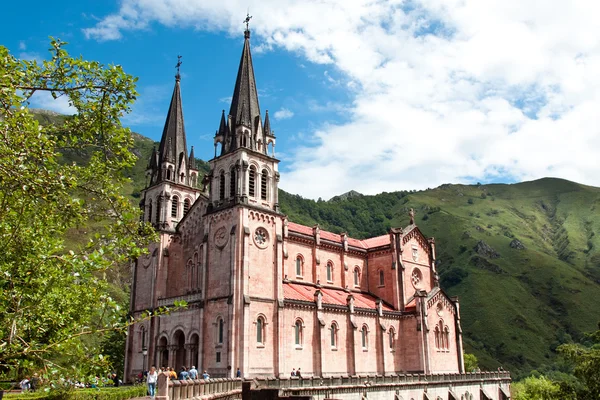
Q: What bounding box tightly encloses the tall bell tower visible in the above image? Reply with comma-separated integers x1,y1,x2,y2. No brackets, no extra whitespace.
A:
208,23,279,213
142,64,202,231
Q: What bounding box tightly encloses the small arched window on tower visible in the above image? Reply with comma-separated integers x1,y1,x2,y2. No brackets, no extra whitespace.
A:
155,198,162,224
444,326,450,350
326,262,333,283
379,270,385,286
171,196,179,218
147,200,153,223
217,317,224,344
294,319,303,347
219,171,225,201
183,199,191,216
256,316,265,345
361,325,369,349
389,326,396,350
435,325,441,349
260,169,268,201
230,167,237,198
295,256,303,277
353,267,360,287
330,322,338,348
249,166,256,197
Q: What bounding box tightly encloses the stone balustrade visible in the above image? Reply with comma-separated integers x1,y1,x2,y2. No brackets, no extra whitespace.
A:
156,371,511,400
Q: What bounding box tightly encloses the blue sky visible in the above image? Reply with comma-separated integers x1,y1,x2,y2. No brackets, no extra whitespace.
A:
3,0,600,199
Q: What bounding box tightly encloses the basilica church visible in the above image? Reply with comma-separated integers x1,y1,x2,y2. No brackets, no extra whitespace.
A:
124,26,465,381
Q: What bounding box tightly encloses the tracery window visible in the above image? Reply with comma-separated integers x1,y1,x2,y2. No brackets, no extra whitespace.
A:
171,196,179,218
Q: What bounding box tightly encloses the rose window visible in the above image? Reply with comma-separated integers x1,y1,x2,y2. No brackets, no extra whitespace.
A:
254,227,268,248
411,268,423,288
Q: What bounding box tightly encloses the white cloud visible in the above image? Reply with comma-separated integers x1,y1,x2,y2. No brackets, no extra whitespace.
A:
273,108,294,120
85,0,600,199
19,41,26,50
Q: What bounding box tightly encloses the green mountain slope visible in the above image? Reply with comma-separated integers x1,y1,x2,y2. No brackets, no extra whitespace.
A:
281,179,600,377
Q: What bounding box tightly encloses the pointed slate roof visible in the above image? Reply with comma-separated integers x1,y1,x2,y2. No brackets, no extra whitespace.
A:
229,29,261,130
158,77,188,165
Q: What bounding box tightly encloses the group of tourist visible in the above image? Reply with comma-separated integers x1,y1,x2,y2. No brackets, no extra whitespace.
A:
143,365,216,398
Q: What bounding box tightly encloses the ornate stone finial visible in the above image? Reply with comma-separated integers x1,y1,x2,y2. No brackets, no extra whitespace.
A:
409,208,415,225
175,55,182,81
244,13,252,38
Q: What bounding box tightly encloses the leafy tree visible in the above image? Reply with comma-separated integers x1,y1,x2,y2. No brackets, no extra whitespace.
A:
558,324,600,399
463,353,479,372
512,376,561,400
0,39,156,377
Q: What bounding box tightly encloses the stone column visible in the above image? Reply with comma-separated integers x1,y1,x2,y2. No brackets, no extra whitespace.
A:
168,345,179,369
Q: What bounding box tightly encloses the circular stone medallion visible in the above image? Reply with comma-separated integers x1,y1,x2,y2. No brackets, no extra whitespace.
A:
214,226,228,248
254,227,269,248
411,268,423,289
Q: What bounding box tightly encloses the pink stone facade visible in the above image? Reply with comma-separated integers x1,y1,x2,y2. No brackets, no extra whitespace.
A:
124,28,465,382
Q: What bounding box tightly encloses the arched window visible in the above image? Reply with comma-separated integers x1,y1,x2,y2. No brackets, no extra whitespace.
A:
186,260,193,291
183,198,191,216
229,167,236,198
166,168,171,180
140,326,147,350
330,322,338,348
444,326,450,350
353,267,360,287
379,270,385,286
435,326,440,349
171,196,179,218
217,317,224,344
219,171,225,200
260,169,268,201
256,316,265,344
361,325,368,349
155,198,162,224
249,166,256,197
326,262,333,282
389,327,396,350
294,320,303,347
295,256,303,277
147,200,153,223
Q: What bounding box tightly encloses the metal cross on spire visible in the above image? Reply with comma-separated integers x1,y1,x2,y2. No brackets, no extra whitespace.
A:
175,55,182,80
244,13,252,31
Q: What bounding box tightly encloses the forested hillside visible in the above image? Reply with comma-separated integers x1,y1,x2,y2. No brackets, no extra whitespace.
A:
33,109,600,378
281,179,600,377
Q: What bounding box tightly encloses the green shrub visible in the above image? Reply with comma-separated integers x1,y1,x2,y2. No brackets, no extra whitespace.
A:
3,386,146,400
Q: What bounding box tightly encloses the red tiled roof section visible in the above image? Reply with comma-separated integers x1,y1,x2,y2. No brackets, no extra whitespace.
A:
287,222,390,250
283,282,394,311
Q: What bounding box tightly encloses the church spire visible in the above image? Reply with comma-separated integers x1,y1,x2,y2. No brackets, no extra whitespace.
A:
228,19,261,135
158,70,188,165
